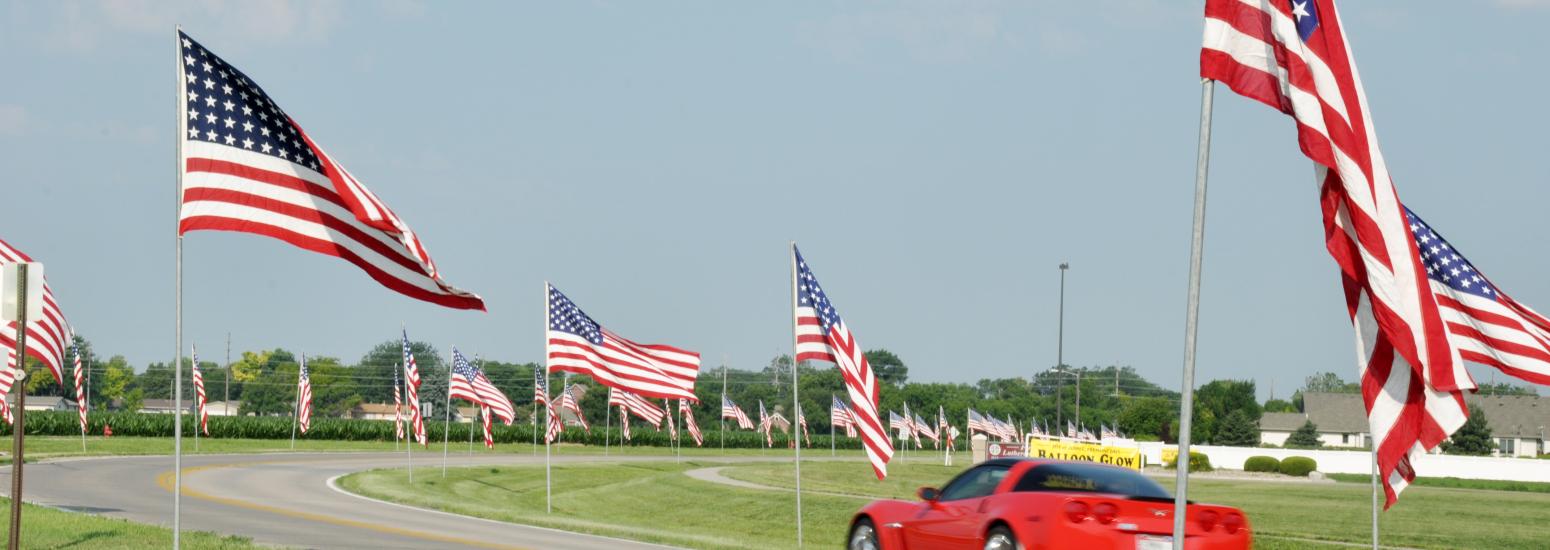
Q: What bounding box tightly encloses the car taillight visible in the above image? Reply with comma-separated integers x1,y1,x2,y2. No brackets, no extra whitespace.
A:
1197,509,1220,532
1222,513,1244,534
1093,502,1118,525
1064,501,1090,523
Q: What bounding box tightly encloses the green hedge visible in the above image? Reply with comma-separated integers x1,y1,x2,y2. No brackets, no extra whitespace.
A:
0,411,866,450
1243,456,1280,473
1165,451,1213,472
1278,456,1318,477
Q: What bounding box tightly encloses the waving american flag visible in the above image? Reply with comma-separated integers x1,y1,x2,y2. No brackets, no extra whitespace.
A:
830,396,857,437
73,345,87,433
448,348,515,425
608,387,664,427
192,346,208,436
402,330,426,445
175,32,481,310
295,355,312,434
1201,0,1471,506
545,284,700,401
680,399,703,446
793,245,893,479
560,385,589,433
392,362,404,442
721,395,754,430
0,237,71,387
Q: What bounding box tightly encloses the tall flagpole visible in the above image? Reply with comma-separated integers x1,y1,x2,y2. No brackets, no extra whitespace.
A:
290,354,301,450
544,282,553,514
1372,445,1379,549
789,242,804,548
830,393,836,458
1172,79,1215,550
720,358,727,453
394,362,401,452
172,25,187,550
442,349,453,478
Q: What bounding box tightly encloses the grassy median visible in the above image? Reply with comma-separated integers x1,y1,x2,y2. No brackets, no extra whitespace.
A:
0,498,257,549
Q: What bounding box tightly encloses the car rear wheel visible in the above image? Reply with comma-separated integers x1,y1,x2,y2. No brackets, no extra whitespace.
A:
848,518,880,550
984,525,1021,550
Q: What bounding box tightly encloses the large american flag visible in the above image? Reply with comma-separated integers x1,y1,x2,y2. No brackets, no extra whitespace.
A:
0,237,71,387
192,346,209,436
448,348,516,425
608,387,665,427
560,385,589,432
793,246,893,479
680,399,703,446
479,405,494,449
1408,208,1550,385
72,344,87,433
545,284,700,401
296,355,312,434
721,395,754,430
1201,0,1471,505
175,31,482,311
402,331,426,445
393,362,404,442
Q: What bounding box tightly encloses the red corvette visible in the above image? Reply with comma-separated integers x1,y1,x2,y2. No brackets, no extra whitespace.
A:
847,458,1250,550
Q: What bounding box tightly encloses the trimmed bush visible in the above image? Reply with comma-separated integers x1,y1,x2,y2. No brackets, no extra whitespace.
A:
1279,456,1318,477
1243,456,1280,473
1165,451,1213,473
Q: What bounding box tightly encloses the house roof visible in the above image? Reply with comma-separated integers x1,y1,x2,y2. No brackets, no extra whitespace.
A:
1274,392,1550,439
356,403,397,415
1258,412,1307,432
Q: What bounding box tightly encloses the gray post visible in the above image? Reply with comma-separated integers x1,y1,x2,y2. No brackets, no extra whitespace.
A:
1172,79,1215,550
7,264,30,550
1372,445,1379,549
172,24,187,550
789,242,804,548
442,350,452,478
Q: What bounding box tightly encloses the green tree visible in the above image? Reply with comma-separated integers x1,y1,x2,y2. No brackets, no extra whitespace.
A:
1193,379,1259,442
1304,372,1359,393
1213,409,1261,447
1477,382,1537,397
1441,405,1495,456
1285,420,1322,448
864,349,908,387
1117,396,1174,442
97,356,136,409
1263,398,1296,413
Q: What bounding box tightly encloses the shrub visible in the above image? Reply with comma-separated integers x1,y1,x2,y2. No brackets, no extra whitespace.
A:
1243,456,1280,473
1279,456,1318,477
1165,451,1213,472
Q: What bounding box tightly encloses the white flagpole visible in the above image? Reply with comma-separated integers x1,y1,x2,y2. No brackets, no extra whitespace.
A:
789,242,804,548
720,359,727,454
290,354,301,451
1172,79,1215,550
442,349,453,478
172,25,187,550
544,282,553,514
830,394,835,458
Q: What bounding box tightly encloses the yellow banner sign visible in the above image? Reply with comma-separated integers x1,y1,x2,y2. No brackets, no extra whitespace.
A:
1024,439,1143,471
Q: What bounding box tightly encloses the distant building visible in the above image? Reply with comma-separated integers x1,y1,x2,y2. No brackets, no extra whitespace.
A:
1261,392,1550,457
204,401,242,417
138,399,184,414
22,396,72,412
352,403,398,421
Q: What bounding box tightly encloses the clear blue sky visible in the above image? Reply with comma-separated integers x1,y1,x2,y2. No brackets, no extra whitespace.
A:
1,1,1546,400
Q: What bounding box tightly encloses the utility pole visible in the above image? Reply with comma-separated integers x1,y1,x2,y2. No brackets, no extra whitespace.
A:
224,332,231,411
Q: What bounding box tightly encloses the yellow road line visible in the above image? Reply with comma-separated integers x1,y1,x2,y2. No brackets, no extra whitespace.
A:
156,461,531,550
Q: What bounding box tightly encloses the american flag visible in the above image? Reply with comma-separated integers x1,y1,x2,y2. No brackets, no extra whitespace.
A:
608,387,665,427
721,395,754,430
889,411,907,435
448,348,516,425
1409,208,1550,385
914,413,938,447
543,392,564,444
0,350,13,424
1201,0,1471,505
758,400,772,447
72,344,87,433
479,405,494,449
680,399,703,446
0,237,71,387
533,366,548,406
545,284,700,401
192,346,209,435
296,355,312,434
616,406,631,441
796,405,810,447
902,403,921,449
937,406,952,446
393,362,404,442
175,32,482,311
793,246,893,479
1066,420,1078,439
967,409,992,438
664,399,677,440
560,385,589,433
402,331,426,445
830,396,857,437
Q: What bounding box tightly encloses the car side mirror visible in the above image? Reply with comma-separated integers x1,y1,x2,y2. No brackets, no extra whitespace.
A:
917,487,940,501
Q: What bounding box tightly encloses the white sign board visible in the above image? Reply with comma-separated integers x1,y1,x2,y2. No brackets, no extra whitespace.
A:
1,262,45,323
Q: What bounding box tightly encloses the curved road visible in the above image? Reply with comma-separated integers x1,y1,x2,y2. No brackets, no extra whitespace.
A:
0,451,758,549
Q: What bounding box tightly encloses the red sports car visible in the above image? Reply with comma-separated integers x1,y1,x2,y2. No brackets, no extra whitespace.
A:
847,458,1250,550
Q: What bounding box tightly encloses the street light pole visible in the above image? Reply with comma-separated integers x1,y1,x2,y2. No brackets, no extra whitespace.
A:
1056,262,1069,430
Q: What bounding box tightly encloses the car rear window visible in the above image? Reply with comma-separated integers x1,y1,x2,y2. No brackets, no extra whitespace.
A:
1013,463,1172,499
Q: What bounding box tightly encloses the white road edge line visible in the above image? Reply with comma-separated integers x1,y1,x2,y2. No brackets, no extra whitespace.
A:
324,473,684,550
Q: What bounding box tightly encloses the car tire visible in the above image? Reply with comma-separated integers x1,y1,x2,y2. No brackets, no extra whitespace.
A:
848,518,880,550
984,525,1021,550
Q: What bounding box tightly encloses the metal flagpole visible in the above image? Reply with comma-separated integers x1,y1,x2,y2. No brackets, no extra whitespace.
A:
469,408,476,455
1372,444,1379,549
442,349,453,478
720,358,727,454
1172,79,1215,550
404,331,413,483
789,242,804,548
172,25,187,550
7,264,31,550
224,332,230,412
544,282,553,514
831,394,836,458
532,367,538,456
394,362,401,452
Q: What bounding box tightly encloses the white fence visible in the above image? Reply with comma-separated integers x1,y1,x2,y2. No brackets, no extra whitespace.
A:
1137,442,1550,483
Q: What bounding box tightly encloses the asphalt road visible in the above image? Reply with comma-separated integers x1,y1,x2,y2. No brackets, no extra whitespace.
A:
0,450,730,549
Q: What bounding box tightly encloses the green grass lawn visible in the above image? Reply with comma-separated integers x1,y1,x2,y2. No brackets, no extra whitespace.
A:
0,498,258,549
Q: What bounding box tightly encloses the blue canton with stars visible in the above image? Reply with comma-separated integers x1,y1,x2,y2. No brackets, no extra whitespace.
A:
298,356,309,380
548,284,605,345
1291,0,1320,42
451,348,479,379
180,31,321,171
794,246,844,333
1407,207,1499,301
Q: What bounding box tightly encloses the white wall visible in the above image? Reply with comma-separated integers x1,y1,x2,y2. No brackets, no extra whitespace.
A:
1260,430,1290,446
1138,442,1550,482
